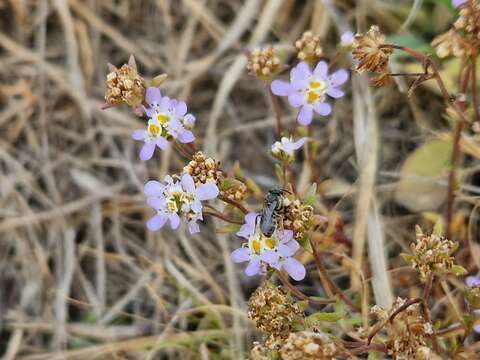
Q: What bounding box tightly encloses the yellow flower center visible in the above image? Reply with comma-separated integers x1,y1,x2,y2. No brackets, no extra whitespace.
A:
157,113,169,124
166,199,179,213
264,237,276,249
252,239,261,253
148,123,161,136
307,91,320,103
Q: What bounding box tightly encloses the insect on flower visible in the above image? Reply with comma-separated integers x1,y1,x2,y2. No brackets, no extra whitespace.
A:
259,189,289,237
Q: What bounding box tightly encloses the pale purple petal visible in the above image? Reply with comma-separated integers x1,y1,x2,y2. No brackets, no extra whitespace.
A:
279,240,300,257
453,0,466,7
288,92,304,108
245,257,261,276
466,275,480,287
160,96,171,110
181,173,196,193
245,212,258,226
314,102,332,116
278,243,296,257
291,62,311,82
178,130,195,143
237,212,258,238
278,229,294,243
297,106,313,125
341,31,354,46
143,105,153,117
132,129,147,140
155,136,169,150
169,213,181,230
147,213,168,231
146,87,162,106
196,183,219,200
329,69,349,87
175,101,187,117
313,61,328,79
188,220,200,234
327,88,345,99
231,248,250,263
147,196,165,209
283,257,306,281
144,180,164,196
140,142,156,161
283,138,306,152
261,250,279,266
184,114,196,127
271,80,291,96
190,200,202,214
474,323,480,334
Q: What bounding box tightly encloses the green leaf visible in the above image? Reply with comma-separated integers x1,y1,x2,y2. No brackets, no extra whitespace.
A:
298,236,313,253
296,300,309,312
394,139,453,212
307,311,344,323
451,265,468,276
303,183,318,206
274,164,284,184
433,220,443,237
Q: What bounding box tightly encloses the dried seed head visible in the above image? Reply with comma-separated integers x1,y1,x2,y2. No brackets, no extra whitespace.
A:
352,26,392,75
105,57,146,109
281,196,314,241
248,281,302,338
248,342,271,360
408,226,458,282
385,298,435,360
184,151,223,186
279,331,353,360
295,31,324,63
247,47,282,81
370,72,393,87
454,0,480,46
431,29,471,58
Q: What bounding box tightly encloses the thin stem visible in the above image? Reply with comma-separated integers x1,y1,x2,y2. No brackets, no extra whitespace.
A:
471,52,479,123
277,271,335,305
421,275,441,355
203,211,244,225
174,142,193,159
219,194,249,214
268,85,283,137
310,239,360,312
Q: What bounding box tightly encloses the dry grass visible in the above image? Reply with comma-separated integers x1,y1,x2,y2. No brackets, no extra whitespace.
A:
1,0,480,359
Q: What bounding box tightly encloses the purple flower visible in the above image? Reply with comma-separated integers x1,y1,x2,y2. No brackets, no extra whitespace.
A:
132,87,196,161
145,173,219,234
340,31,355,47
231,215,306,281
271,136,307,163
466,275,480,287
271,61,348,126
453,0,466,8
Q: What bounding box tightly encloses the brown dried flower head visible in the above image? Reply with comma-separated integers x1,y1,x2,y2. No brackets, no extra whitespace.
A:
405,225,460,282
281,196,314,241
295,31,324,63
385,298,434,360
352,26,392,76
184,151,223,186
279,331,353,360
454,0,480,46
247,47,282,81
220,179,248,202
248,281,302,338
105,55,146,110
431,29,471,58
248,342,271,360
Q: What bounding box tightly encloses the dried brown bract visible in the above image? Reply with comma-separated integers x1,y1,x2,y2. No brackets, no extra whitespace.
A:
385,298,436,360
279,331,353,360
295,31,324,63
247,47,282,81
281,196,314,241
248,281,302,338
405,226,461,282
184,151,223,186
431,29,471,58
352,26,392,86
454,0,480,46
105,56,146,110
